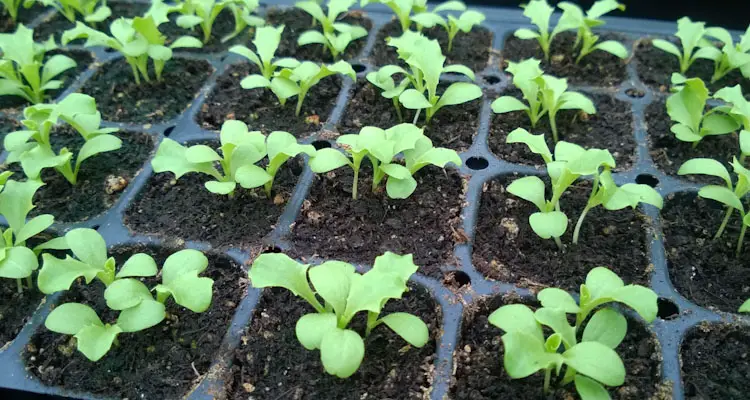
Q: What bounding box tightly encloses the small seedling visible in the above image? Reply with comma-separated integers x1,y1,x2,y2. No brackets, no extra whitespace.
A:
309,123,461,199
37,0,110,23
652,17,716,74
360,0,428,33
171,0,265,44
229,25,300,81
62,16,203,84
296,0,368,59
4,93,121,185
0,25,77,104
513,0,567,61
249,251,429,378
366,65,411,121
556,0,628,63
411,1,485,52
152,120,315,196
489,267,657,398
700,27,750,83
713,84,750,162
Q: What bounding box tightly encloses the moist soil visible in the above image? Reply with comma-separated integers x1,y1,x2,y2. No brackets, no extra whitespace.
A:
266,8,372,62
369,20,493,72
681,323,750,400
2,127,154,223
502,32,628,87
451,295,665,400
472,176,652,292
661,192,750,313
226,283,439,400
32,2,149,42
0,4,47,33
0,49,94,112
197,63,341,135
646,100,738,182
634,38,750,94
289,166,465,279
79,57,213,124
489,91,636,170
338,82,482,151
0,279,44,349
124,149,304,249
23,245,244,400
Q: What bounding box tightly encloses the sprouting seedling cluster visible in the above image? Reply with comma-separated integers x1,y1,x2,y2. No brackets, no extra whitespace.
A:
360,0,428,33
492,58,596,143
295,0,368,59
410,1,485,53
699,26,750,83
505,128,662,249
37,0,111,23
490,267,658,398
309,123,461,199
229,25,301,81
0,25,77,104
4,93,121,185
152,120,315,196
713,84,750,162
249,251,428,378
40,228,214,361
168,0,265,44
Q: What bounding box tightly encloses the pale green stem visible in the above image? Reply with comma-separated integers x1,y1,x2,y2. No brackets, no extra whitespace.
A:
553,236,563,251
737,223,748,258
16,278,22,293
573,205,591,245
543,368,552,393
715,206,733,239
352,156,362,199
549,112,559,143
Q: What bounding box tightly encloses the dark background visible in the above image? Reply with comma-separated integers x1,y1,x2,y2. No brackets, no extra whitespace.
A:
465,0,750,30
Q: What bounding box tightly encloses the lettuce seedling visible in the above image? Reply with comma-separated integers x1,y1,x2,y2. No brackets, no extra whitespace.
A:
152,120,315,196
492,59,596,143
713,84,750,162
249,251,428,378
62,16,203,84
489,267,657,398
678,157,750,256
229,25,300,81
4,93,121,185
0,25,77,104
296,0,368,59
172,0,265,44
513,0,569,61
366,65,410,121
309,123,460,199
410,1,485,52
700,27,750,83
360,0,428,33
666,74,739,148
555,0,628,63
652,17,717,74
37,0,110,23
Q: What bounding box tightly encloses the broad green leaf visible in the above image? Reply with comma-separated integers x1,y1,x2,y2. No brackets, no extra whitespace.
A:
310,148,352,173
537,287,580,313
610,285,658,323
575,375,612,400
702,113,740,135
488,304,544,343
559,91,596,114
697,185,743,211
501,331,559,379
66,228,107,268
46,303,103,335
298,30,327,46
185,144,222,163
677,158,731,187
582,308,627,349
534,308,576,347
386,175,418,198
116,299,166,333
152,138,219,179
343,270,407,318
514,28,540,39
15,214,54,245
0,179,43,236
309,261,356,316
529,211,568,239
161,249,208,285
319,328,365,378
250,253,320,309
75,323,122,361
593,40,628,58
170,36,203,49
507,176,546,211
740,299,750,313
234,164,272,188
38,254,103,294
442,64,475,80
0,246,38,279
370,251,418,284
116,253,158,278
585,267,624,300
491,96,529,114
563,341,625,386
205,181,237,194
76,134,122,168
399,89,432,109
295,312,338,350
241,74,272,89
41,54,77,83
506,128,552,163
380,312,429,347
104,278,153,310
435,82,482,110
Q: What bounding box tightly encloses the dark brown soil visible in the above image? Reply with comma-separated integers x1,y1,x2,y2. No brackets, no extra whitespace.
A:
502,31,628,87
0,4,50,33
32,2,148,42
23,245,244,400
646,100,738,182
338,82,482,151
124,147,304,249
0,278,43,348
472,176,652,291
489,91,635,170
79,58,213,124
266,8,372,62
451,295,664,400
661,192,750,313
634,38,750,94
369,20,492,72
2,127,154,223
197,63,342,135
289,166,465,279
681,323,750,400
226,283,439,400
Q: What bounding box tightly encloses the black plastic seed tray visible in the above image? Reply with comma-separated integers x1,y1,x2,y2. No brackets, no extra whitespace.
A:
0,1,748,399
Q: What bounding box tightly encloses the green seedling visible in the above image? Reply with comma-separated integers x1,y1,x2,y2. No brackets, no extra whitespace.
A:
4,93,121,185
1,0,33,22
0,25,77,104
37,0,110,23
666,74,739,148
678,157,750,257
309,123,460,199
62,16,203,84
556,0,628,63
513,0,568,61
652,17,717,74
173,0,264,44
492,58,596,143
713,85,750,162
410,1,485,52
489,267,657,398
366,65,411,121
249,251,428,378
741,299,750,313
151,120,315,196
701,26,750,83
229,25,300,80
296,0,368,59
360,0,428,33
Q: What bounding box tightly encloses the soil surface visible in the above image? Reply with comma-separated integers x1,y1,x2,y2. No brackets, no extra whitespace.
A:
489,91,635,170
681,323,750,400
32,2,149,42
0,4,47,33
451,295,665,400
0,278,44,348
125,148,303,249
338,82,482,151
289,166,465,279
23,245,244,400
80,57,213,124
472,176,652,292
370,20,492,72
2,127,153,223
226,283,439,400
266,8,372,62
661,192,750,313
197,63,342,135
634,38,750,94
502,32,628,87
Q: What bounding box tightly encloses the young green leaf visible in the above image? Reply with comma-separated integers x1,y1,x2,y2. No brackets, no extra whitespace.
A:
556,0,628,63
172,0,264,44
360,0,428,33
229,25,300,80
153,249,213,312
45,303,121,361
514,0,570,61
296,0,368,59
37,0,111,23
652,17,716,73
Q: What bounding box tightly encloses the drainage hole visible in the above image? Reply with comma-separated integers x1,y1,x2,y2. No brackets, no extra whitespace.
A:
311,140,332,150
352,63,366,73
484,75,500,85
625,88,646,98
466,156,489,170
261,246,282,254
163,126,175,137
443,270,471,289
657,297,679,320
635,174,659,187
